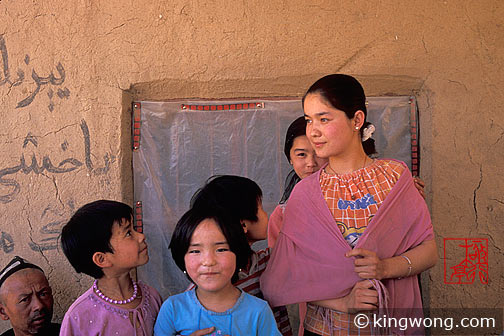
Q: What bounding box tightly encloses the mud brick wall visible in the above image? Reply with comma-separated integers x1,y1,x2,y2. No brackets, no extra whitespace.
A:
1,1,502,331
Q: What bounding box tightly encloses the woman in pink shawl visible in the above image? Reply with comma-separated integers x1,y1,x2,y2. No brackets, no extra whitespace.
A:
261,74,438,335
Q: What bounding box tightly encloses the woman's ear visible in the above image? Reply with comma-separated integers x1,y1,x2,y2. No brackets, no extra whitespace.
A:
92,252,112,269
353,110,366,129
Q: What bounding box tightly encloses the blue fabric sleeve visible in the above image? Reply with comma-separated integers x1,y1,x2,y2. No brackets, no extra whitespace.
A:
154,299,177,336
258,302,282,336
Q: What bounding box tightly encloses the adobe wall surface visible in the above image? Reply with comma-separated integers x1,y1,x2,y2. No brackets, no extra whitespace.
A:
1,0,502,331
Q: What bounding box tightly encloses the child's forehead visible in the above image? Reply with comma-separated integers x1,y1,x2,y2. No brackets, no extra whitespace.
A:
114,217,132,229
191,218,227,242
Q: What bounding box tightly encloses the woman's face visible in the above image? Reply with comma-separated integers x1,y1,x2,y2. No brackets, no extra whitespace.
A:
304,93,359,159
289,135,327,179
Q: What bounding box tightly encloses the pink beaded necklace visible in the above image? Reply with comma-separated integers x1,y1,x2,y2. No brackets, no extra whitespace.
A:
93,279,138,305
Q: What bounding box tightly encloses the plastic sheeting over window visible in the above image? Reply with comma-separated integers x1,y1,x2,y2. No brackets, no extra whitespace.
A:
132,97,418,298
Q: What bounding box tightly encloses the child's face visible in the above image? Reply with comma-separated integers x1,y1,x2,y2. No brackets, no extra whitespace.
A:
106,218,149,272
184,218,236,295
243,200,268,243
289,135,327,179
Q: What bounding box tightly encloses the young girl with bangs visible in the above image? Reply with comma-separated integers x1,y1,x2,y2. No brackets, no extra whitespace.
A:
188,175,293,336
154,208,280,336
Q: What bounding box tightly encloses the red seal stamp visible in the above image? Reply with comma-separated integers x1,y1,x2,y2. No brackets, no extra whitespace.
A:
444,238,488,284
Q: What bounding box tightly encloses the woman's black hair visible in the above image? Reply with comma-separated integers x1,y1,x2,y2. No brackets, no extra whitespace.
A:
169,207,252,284
283,116,307,162
61,200,133,279
190,175,262,223
302,74,377,156
279,169,301,204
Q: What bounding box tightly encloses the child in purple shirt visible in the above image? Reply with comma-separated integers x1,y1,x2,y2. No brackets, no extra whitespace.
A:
60,200,162,336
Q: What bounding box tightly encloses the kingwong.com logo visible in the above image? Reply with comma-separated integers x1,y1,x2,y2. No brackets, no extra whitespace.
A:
353,309,502,335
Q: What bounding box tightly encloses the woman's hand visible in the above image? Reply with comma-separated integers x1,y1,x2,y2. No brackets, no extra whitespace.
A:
310,280,378,313
413,176,426,199
343,280,378,313
346,248,386,280
346,240,438,281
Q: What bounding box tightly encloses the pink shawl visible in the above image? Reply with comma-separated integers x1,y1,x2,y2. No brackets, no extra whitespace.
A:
268,204,284,249
261,160,434,316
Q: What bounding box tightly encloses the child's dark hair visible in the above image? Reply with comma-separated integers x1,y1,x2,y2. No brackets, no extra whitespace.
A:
279,116,307,204
279,170,301,204
61,200,133,279
190,175,262,224
283,116,307,162
169,207,252,283
302,74,377,156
